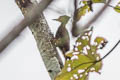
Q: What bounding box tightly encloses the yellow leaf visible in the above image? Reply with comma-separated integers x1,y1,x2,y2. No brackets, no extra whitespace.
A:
114,2,120,13
55,27,107,80
92,0,106,3
76,4,90,21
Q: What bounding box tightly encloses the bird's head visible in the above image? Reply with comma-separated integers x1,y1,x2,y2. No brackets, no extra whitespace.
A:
53,15,70,25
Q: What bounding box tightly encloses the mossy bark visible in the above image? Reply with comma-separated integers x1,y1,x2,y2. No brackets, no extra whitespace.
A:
15,0,62,79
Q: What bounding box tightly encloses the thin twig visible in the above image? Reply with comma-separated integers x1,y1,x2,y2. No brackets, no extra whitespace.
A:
75,40,120,70
0,0,52,53
57,39,120,77
73,0,112,36
71,0,78,37
108,4,120,10
99,40,120,62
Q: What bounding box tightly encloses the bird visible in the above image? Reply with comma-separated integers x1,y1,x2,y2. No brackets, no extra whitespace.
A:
53,15,70,57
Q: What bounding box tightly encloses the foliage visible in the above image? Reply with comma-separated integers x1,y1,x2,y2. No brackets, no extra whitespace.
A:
92,0,106,3
76,0,120,22
76,0,106,21
55,27,107,80
76,1,90,21
54,1,120,80
114,1,120,13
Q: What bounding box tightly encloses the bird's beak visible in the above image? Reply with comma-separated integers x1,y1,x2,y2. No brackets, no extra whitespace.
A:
52,19,59,21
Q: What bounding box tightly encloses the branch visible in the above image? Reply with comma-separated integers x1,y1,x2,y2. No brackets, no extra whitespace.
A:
71,0,78,37
0,0,52,53
72,0,112,37
15,0,63,79
72,40,120,72
107,4,120,10
0,0,63,80
99,40,120,62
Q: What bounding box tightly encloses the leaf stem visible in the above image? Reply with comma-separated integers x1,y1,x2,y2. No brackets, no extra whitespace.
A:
72,40,120,71
98,40,120,62
104,3,120,10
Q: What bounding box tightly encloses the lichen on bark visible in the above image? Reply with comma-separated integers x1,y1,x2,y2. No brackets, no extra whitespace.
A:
15,0,62,79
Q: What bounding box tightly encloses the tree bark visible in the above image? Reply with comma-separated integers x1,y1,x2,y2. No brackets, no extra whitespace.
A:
15,0,62,79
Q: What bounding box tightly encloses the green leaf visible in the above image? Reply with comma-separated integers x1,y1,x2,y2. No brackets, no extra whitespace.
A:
76,1,91,21
76,0,107,21
92,0,106,3
114,2,120,13
76,5,90,21
55,27,107,80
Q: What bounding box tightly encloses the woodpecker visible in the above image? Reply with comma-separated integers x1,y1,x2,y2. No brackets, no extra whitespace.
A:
53,15,70,56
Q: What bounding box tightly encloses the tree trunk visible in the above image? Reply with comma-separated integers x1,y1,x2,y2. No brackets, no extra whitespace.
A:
15,0,62,79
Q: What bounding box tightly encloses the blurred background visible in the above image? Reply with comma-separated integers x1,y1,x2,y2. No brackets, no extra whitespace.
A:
0,0,120,80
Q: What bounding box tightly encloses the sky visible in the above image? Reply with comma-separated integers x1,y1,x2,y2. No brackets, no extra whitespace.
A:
0,0,120,80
